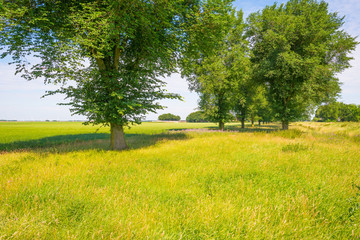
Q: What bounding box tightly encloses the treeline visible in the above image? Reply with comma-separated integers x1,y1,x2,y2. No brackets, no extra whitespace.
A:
180,0,357,130
158,113,181,121
1,0,357,149
315,102,360,122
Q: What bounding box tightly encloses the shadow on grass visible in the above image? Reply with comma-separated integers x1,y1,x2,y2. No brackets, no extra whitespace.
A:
0,133,110,152
169,123,281,133
0,132,190,153
223,124,280,132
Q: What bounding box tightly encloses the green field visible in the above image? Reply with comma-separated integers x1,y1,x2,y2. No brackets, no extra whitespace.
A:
1,121,360,239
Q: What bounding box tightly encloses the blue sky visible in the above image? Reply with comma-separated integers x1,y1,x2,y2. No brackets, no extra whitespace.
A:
1,0,359,121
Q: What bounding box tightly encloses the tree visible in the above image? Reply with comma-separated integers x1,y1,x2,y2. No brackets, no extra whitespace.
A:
196,54,236,130
180,0,235,130
181,4,250,131
233,80,267,128
315,102,360,122
186,111,210,122
315,102,340,121
0,0,198,150
256,89,274,125
248,0,357,130
247,85,269,126
158,113,181,121
338,103,360,122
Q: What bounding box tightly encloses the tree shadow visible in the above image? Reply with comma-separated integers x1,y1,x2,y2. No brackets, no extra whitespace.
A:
221,124,280,133
0,132,190,153
169,123,281,133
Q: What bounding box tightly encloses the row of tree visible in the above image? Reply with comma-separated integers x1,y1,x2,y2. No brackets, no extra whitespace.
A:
0,0,357,150
315,102,360,122
181,0,357,131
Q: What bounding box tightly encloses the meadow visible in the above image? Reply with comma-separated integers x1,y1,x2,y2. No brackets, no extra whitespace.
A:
0,121,360,239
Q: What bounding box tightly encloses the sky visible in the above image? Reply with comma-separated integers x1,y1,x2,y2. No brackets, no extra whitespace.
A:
0,0,359,121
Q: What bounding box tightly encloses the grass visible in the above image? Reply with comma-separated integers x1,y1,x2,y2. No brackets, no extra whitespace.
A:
0,121,360,239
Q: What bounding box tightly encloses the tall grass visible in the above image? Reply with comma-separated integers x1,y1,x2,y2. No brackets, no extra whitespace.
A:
0,122,359,239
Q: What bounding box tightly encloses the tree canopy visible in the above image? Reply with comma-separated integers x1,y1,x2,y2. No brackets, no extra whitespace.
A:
158,113,181,121
315,102,360,122
181,3,250,130
248,0,357,129
0,0,199,149
186,111,210,122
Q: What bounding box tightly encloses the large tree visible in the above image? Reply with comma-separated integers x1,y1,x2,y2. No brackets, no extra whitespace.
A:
196,53,236,131
182,4,250,130
0,0,198,150
247,0,357,130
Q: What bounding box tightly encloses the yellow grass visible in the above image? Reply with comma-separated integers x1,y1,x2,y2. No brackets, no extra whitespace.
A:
0,121,359,239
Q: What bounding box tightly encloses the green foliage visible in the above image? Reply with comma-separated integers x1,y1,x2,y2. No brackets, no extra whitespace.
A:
186,111,210,122
158,113,181,121
315,102,360,122
182,5,250,130
180,0,236,83
248,0,358,129
316,102,341,122
1,0,192,127
0,0,201,149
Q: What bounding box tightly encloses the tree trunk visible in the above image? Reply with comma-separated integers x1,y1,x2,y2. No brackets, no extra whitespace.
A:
258,120,261,126
241,118,245,129
281,120,289,130
110,123,128,150
219,121,225,131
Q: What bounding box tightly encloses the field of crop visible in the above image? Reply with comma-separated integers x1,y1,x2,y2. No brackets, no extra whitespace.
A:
1,121,360,239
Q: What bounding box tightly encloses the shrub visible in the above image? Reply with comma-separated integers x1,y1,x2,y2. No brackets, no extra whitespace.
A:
158,113,181,121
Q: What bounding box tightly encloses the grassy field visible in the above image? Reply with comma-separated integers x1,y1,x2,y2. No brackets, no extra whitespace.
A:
0,121,360,239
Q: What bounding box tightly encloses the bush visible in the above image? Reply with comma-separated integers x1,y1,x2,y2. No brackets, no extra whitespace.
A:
186,111,210,122
158,113,181,121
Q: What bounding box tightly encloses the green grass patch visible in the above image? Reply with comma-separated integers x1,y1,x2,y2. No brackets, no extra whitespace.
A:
282,143,309,152
272,129,303,139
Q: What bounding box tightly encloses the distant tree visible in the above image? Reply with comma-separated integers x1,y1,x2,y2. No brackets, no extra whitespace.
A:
339,103,360,122
186,111,210,122
249,86,270,126
158,113,181,121
315,102,340,121
0,0,199,150
256,91,274,125
248,0,357,130
315,102,360,122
